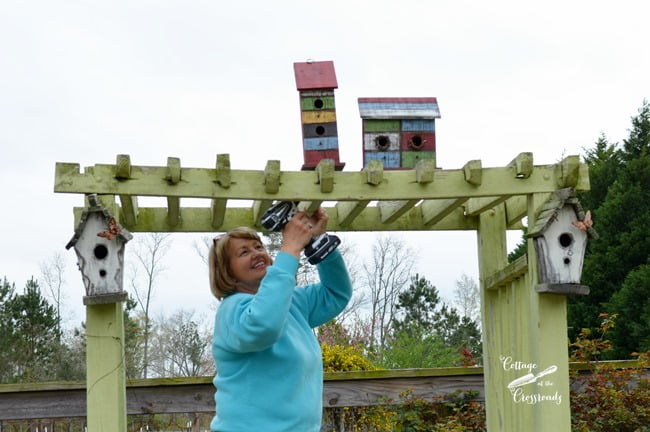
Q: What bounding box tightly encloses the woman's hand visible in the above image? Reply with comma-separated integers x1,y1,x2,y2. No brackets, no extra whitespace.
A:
279,207,329,258
279,211,315,258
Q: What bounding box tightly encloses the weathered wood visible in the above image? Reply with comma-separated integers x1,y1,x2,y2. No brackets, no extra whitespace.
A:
86,302,127,431
264,160,281,193
463,159,482,185
316,159,335,192
73,204,478,233
115,154,132,180
415,159,436,183
465,196,510,216
535,283,590,295
378,200,420,224
508,152,534,178
484,254,528,290
214,154,231,187
2,363,644,420
55,160,589,203
335,200,370,227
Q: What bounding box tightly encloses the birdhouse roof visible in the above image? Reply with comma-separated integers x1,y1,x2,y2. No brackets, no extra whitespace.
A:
527,188,598,239
358,97,441,119
293,61,338,90
65,194,132,249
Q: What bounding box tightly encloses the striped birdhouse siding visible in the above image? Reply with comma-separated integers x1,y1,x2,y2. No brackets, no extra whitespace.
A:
294,61,345,170
358,97,440,170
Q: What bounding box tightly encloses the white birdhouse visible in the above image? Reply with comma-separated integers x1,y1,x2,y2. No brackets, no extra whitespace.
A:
66,194,133,305
528,188,598,295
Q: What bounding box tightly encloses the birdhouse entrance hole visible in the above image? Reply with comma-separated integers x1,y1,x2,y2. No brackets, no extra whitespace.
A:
315,125,325,135
375,135,391,150
408,135,424,150
94,244,108,259
313,98,324,109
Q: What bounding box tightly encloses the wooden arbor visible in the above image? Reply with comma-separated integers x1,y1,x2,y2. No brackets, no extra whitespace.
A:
54,152,590,432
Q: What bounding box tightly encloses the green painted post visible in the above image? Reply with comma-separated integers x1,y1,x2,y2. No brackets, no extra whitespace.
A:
525,192,572,430
479,197,572,431
86,302,127,431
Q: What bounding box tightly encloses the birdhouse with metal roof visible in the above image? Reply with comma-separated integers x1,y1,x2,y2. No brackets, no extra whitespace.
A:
528,188,598,295
66,194,133,305
294,60,345,171
358,97,441,169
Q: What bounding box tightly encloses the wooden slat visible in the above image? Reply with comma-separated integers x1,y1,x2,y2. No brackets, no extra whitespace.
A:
415,159,435,183
115,154,132,180
115,155,138,226
336,200,370,227
316,159,335,193
2,363,645,419
508,152,533,178
55,162,587,201
465,196,510,216
252,200,273,227
264,160,281,193
210,154,230,229
483,254,528,290
378,200,420,224
363,159,383,185
555,155,580,188
463,160,482,185
214,153,231,187
166,157,181,227
420,198,468,226
72,204,479,233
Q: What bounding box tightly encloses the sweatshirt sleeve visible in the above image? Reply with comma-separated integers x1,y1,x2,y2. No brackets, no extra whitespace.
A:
215,252,299,353
298,249,352,328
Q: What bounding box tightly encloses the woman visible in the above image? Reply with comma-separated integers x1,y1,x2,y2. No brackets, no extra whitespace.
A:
208,207,352,431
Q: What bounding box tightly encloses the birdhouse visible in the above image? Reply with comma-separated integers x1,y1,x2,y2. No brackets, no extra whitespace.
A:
293,60,345,171
527,188,598,295
358,97,441,169
66,194,133,305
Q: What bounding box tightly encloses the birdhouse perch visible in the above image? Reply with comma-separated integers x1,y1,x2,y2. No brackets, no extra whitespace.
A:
528,188,598,295
66,194,132,305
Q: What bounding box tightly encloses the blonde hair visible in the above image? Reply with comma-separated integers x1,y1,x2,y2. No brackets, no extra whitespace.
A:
209,227,264,300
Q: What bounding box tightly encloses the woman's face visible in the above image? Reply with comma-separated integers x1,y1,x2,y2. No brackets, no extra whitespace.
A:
227,237,272,294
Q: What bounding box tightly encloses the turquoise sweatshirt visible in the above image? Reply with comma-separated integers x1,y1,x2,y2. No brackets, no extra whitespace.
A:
211,249,352,432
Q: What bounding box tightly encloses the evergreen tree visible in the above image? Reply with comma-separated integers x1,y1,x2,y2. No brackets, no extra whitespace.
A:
0,278,17,382
570,101,650,357
3,278,62,382
386,274,482,367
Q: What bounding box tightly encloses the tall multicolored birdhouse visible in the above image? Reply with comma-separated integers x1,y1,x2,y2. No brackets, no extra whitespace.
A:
66,194,132,305
358,97,440,169
293,60,345,171
528,188,598,295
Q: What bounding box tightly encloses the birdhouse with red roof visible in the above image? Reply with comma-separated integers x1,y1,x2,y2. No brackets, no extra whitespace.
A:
293,61,345,170
358,97,440,169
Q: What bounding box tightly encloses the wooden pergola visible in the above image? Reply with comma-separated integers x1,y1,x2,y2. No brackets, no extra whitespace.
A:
54,152,590,431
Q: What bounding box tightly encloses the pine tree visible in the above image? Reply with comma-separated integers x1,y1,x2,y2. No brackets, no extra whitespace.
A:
570,101,650,358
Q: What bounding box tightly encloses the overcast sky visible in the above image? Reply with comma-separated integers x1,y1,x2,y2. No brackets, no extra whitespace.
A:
1,1,649,328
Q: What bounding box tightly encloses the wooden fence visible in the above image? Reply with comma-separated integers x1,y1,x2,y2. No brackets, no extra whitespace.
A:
0,362,645,430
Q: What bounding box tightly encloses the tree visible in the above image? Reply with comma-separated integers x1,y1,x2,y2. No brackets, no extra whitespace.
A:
386,274,482,367
0,278,17,382
39,252,67,338
362,235,416,352
2,278,62,382
392,274,441,335
607,263,650,358
453,273,480,326
570,101,650,355
149,309,214,377
129,232,172,378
